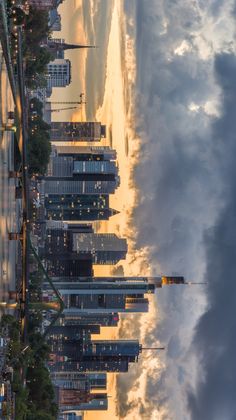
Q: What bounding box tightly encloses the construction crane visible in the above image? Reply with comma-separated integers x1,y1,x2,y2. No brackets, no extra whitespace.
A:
48,92,86,105
50,106,78,113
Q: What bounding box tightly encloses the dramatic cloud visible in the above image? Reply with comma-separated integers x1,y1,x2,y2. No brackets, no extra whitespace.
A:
187,52,236,420
116,0,236,419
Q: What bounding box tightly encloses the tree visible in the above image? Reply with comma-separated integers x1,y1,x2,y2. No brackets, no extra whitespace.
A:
26,47,52,79
28,132,51,175
24,7,51,48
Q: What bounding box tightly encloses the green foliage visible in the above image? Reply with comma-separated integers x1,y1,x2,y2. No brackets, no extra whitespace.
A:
25,47,52,84
24,272,58,418
24,7,51,48
27,131,51,175
0,314,16,328
1,284,58,418
29,98,43,117
28,98,51,175
22,6,52,87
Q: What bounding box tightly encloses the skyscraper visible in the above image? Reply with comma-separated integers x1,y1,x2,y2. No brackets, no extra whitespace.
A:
42,149,120,198
50,122,106,142
56,388,108,411
47,156,118,179
49,339,141,373
44,223,127,266
44,276,185,313
43,223,94,277
44,194,119,221
60,313,119,326
59,312,119,327
55,145,117,161
49,324,101,338
50,372,107,391
73,233,127,264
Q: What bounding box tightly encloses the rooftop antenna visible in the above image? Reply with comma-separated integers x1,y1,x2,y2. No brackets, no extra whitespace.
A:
184,282,207,285
141,347,165,351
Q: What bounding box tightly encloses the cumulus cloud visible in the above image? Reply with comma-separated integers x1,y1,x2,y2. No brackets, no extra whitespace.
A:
187,52,236,420
116,0,236,419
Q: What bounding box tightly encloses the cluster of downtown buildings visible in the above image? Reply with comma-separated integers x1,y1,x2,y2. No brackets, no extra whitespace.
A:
25,3,185,419
31,121,185,420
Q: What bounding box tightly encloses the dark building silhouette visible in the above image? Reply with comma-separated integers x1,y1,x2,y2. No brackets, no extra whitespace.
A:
43,223,127,267
49,339,141,373
50,122,106,142
59,312,119,327
43,223,94,276
45,38,96,59
45,194,119,221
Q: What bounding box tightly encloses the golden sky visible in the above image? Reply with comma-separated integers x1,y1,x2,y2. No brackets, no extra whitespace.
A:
56,1,148,418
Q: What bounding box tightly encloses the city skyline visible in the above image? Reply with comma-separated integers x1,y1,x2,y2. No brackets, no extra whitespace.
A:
55,1,236,420
0,0,234,418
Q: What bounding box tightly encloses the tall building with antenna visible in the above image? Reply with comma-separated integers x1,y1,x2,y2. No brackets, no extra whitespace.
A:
44,276,185,314
48,339,164,373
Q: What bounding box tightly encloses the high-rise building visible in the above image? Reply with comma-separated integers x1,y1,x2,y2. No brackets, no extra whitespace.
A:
83,340,141,358
47,156,118,179
50,122,106,142
51,373,106,391
45,194,119,221
43,152,120,197
49,10,61,32
47,59,71,88
59,312,119,327
48,339,141,373
73,233,127,265
50,358,130,373
58,412,83,420
50,372,107,391
87,373,107,390
43,223,94,277
55,145,117,161
44,276,185,313
43,178,119,195
46,256,93,277
44,223,127,266
55,388,108,411
49,324,100,338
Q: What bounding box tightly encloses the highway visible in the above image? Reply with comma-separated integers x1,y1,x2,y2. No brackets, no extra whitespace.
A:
0,2,64,348
16,27,30,344
0,3,30,345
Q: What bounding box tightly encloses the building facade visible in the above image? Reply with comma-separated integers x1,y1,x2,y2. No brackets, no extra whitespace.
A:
50,122,106,142
47,59,71,88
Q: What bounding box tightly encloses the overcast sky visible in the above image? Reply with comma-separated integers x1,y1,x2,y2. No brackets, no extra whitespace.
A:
59,1,236,418
120,1,236,419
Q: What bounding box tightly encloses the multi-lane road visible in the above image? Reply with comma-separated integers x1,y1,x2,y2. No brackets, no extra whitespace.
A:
0,3,30,344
